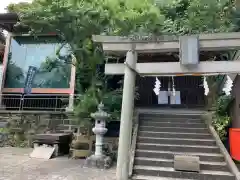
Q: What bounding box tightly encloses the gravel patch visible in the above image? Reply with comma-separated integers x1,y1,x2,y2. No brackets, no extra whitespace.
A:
0,147,116,180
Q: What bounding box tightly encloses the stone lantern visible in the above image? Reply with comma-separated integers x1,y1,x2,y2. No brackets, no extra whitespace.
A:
85,102,112,169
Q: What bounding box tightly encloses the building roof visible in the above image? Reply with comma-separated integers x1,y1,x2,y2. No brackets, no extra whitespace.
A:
0,13,19,32
0,31,5,43
0,31,5,55
0,12,29,33
0,44,4,54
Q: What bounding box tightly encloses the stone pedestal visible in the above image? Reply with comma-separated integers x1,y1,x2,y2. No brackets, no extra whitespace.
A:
85,154,112,169
85,103,112,169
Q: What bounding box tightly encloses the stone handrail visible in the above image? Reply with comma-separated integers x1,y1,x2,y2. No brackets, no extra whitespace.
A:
204,113,240,180
128,111,139,178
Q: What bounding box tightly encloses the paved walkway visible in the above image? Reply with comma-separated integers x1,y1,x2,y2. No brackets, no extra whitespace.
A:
0,147,116,180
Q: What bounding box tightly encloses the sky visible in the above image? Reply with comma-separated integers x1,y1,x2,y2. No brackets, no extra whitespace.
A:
0,0,32,13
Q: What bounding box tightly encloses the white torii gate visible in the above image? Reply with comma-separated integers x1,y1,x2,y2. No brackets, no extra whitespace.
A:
92,32,240,180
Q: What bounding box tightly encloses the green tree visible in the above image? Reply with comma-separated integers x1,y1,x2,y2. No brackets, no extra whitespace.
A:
7,0,237,122
158,0,235,34
8,0,236,85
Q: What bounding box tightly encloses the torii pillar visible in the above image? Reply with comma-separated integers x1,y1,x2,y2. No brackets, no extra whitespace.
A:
116,50,137,180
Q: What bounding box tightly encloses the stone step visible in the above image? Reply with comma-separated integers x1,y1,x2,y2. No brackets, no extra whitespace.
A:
136,143,220,154
133,166,234,180
137,137,216,146
0,117,9,121
57,124,71,130
132,175,191,180
135,150,225,162
139,117,203,123
0,121,8,128
139,121,206,128
139,114,202,119
134,157,229,172
138,131,212,139
139,126,209,133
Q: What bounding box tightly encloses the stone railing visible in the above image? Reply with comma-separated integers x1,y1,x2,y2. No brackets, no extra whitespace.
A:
129,110,139,177
203,113,240,180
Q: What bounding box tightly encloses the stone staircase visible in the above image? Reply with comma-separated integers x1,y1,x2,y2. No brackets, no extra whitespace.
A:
131,112,237,180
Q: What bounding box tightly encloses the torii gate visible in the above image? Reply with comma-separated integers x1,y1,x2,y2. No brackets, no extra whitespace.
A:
92,32,240,180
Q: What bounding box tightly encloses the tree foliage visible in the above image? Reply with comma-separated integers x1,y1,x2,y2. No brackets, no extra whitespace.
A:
8,0,236,51
7,0,238,122
212,94,233,141
159,0,235,34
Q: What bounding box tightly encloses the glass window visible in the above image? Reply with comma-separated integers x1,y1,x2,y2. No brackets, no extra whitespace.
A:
4,36,72,89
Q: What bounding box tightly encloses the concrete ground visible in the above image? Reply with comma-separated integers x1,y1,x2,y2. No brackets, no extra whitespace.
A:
0,147,116,180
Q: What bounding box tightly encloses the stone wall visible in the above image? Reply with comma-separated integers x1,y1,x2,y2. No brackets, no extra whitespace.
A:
0,111,78,147
0,111,120,159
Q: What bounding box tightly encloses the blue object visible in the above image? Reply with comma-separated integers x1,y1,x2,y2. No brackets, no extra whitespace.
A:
24,66,37,94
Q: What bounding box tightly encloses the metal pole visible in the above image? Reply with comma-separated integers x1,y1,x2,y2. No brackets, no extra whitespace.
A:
116,50,137,180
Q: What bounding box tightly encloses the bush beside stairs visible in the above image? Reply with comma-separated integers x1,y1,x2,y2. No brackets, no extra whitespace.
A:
131,111,239,180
